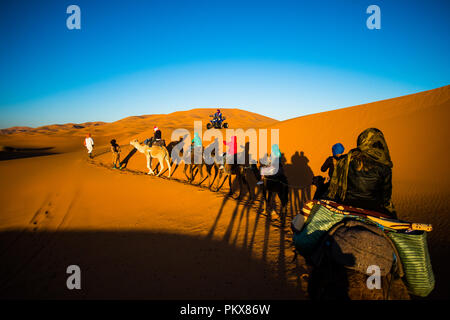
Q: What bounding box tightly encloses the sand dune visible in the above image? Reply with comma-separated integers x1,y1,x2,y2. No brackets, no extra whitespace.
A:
271,85,450,188
268,85,450,299
0,87,449,299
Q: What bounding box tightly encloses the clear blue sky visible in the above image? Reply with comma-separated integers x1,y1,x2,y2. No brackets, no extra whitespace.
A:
0,0,449,128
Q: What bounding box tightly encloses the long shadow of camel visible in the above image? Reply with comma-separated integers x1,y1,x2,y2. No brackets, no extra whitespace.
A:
205,176,306,297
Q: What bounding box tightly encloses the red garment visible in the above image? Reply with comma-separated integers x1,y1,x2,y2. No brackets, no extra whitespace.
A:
223,136,237,155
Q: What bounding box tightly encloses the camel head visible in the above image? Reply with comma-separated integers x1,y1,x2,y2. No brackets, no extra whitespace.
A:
130,139,140,147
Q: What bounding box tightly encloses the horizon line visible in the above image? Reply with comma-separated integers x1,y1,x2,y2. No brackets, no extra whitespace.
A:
1,84,448,131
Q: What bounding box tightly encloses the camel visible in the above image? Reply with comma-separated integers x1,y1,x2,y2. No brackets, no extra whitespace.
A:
130,139,172,178
175,144,219,189
253,164,289,216
183,146,208,184
307,220,410,300
181,145,246,193
211,154,256,200
202,140,259,199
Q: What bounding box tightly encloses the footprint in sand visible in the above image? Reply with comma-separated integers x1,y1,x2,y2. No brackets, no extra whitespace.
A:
29,197,53,230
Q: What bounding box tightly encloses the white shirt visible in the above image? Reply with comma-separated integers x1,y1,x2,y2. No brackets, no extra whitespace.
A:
85,137,94,148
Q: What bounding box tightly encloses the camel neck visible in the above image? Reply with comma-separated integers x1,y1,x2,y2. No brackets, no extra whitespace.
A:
133,142,147,152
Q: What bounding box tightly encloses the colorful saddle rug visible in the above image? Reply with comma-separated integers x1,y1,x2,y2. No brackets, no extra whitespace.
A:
293,200,435,297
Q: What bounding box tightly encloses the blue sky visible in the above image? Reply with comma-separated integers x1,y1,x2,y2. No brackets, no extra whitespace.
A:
0,0,449,128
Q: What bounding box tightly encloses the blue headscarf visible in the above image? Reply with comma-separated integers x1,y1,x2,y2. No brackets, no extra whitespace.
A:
192,132,202,147
271,144,281,158
332,143,344,156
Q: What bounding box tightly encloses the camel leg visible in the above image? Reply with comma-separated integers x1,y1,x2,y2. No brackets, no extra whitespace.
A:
260,183,267,212
227,172,233,196
191,166,196,181
209,164,220,190
226,165,236,196
206,165,213,189
244,171,255,201
277,191,283,218
157,157,164,177
236,173,243,199
208,165,214,189
197,164,205,185
239,170,251,200
183,163,189,181
280,185,289,218
147,154,154,175
166,157,172,178
191,165,196,182
214,169,221,191
187,165,192,183
265,190,273,214
215,169,224,192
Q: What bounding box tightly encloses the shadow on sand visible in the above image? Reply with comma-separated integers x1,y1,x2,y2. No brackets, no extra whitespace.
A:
205,155,312,300
0,146,58,161
283,151,314,215
0,230,302,299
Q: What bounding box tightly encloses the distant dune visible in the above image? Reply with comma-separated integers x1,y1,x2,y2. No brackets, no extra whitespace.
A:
0,108,278,153
0,126,34,135
0,87,449,299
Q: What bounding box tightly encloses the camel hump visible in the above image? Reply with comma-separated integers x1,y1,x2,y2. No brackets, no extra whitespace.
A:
152,139,166,147
152,145,168,152
150,145,170,157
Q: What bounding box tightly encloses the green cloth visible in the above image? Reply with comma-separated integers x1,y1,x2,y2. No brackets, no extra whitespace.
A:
387,231,435,297
293,204,347,255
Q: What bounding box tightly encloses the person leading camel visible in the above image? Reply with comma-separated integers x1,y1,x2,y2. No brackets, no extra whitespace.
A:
110,139,121,169
326,128,396,218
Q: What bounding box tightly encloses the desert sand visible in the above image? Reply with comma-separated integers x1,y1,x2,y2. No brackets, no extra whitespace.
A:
0,86,449,299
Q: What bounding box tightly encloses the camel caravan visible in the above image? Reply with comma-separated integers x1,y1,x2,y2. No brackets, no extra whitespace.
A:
121,125,285,216
128,136,263,202
95,124,435,300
